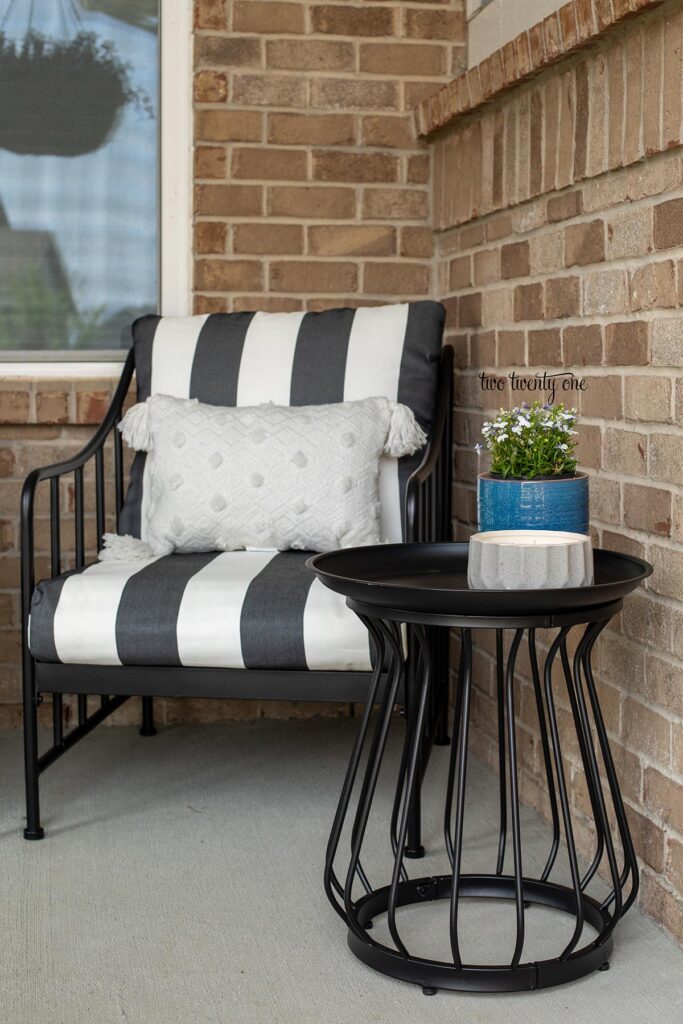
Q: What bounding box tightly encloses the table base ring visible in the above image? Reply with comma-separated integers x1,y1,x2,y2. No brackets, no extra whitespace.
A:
349,873,613,994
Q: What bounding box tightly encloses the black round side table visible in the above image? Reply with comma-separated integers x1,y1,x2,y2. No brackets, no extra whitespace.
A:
309,542,652,995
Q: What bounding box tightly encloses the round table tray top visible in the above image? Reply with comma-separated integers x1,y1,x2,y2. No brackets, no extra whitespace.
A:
308,542,652,617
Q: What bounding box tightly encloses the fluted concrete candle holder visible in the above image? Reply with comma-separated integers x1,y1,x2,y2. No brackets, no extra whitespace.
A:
467,530,594,591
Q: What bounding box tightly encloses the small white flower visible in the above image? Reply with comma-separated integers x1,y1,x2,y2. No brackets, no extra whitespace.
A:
511,425,523,435
558,443,568,451
497,433,509,441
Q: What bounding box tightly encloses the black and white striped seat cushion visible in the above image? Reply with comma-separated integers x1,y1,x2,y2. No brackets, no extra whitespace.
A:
29,551,371,671
120,302,445,543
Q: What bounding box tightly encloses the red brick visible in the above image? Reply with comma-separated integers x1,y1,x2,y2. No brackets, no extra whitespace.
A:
624,483,672,535
270,261,358,293
308,224,395,257
472,249,500,286
233,74,307,108
195,36,260,68
449,255,472,289
458,293,482,327
232,147,307,181
604,320,650,365
663,10,683,150
266,39,355,72
268,113,356,147
233,223,304,255
361,115,415,150
595,0,614,31
559,2,579,49
233,1,305,34
311,78,398,112
363,262,430,296
514,282,543,321
528,23,545,69
624,376,672,423
547,190,583,222
313,150,398,184
267,185,355,219
645,768,683,832
363,188,428,220
543,13,563,60
193,70,227,103
564,219,605,266
404,7,464,42
654,197,683,249
515,33,531,78
563,324,603,365
195,260,263,292
310,5,394,37
195,222,227,255
194,145,226,180
75,389,109,425
545,276,580,318
194,184,262,217
579,374,623,419
630,261,676,310
575,0,597,40
400,227,432,259
528,328,562,366
194,0,226,30
406,155,430,184
497,330,525,365
35,386,70,424
0,390,30,425
501,241,530,279
195,110,262,143
359,43,447,77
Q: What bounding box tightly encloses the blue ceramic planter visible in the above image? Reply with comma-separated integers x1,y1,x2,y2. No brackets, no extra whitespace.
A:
478,471,589,534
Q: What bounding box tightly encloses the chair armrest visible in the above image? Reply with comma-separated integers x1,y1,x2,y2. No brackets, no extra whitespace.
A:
22,349,134,489
405,344,454,543
20,349,135,627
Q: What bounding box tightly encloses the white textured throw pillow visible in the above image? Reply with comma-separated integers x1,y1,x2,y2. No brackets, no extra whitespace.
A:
102,393,426,558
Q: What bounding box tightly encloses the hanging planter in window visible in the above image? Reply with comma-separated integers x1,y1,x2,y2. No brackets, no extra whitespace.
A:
0,29,149,158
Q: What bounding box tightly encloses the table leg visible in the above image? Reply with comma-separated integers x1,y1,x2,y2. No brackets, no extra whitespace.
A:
326,615,638,993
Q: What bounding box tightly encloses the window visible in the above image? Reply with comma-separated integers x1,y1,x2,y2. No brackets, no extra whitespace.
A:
0,0,160,357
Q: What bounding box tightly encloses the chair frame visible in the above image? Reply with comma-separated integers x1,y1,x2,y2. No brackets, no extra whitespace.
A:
21,344,454,841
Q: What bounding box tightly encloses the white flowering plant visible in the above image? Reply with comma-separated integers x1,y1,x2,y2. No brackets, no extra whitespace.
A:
476,400,578,479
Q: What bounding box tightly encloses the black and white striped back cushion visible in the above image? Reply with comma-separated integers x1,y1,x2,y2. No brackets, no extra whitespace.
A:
120,302,445,544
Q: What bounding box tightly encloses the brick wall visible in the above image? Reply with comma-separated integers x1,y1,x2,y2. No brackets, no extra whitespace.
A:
192,0,465,312
426,0,683,943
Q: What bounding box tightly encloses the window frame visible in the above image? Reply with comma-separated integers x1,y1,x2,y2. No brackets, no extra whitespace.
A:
0,0,193,370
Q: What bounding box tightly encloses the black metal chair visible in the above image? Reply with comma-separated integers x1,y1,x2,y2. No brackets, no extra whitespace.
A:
20,304,454,843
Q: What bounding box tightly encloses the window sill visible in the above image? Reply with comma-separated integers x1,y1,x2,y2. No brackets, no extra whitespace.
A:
1,361,125,379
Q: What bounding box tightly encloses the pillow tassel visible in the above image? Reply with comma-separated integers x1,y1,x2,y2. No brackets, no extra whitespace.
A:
385,403,428,458
98,533,153,563
118,401,152,452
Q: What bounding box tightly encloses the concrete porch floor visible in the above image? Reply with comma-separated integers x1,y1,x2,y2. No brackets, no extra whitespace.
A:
0,717,681,1024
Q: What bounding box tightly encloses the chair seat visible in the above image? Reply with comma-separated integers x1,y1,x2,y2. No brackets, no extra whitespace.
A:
29,551,371,672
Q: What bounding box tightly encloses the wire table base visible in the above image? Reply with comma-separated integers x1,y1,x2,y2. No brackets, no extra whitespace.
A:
324,602,639,994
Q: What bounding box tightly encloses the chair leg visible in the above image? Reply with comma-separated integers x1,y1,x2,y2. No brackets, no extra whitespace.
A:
140,696,157,737
23,657,44,840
